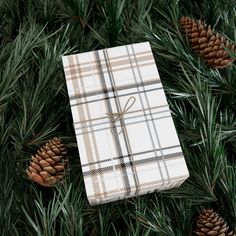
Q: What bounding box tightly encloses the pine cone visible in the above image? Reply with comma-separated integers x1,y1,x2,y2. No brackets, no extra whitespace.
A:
194,209,235,236
180,16,236,69
26,137,67,187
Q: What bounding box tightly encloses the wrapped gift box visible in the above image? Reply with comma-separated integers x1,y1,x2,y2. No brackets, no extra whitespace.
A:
62,42,189,205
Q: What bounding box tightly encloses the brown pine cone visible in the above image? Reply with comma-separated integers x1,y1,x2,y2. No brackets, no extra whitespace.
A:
180,16,236,69
194,209,235,236
26,137,67,187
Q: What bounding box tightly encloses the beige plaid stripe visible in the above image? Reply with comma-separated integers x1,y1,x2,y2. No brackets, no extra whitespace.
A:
63,50,151,69
75,55,107,199
87,174,189,200
64,53,154,80
69,56,103,201
65,54,153,73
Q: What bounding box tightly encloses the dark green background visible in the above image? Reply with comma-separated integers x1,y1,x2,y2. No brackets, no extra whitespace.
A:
0,0,236,235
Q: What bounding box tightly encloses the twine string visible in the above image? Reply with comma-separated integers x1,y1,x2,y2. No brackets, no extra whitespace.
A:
106,96,136,135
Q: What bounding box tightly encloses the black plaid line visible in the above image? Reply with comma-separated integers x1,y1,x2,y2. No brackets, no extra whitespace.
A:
75,114,172,136
131,44,171,183
125,45,166,185
81,145,180,167
103,48,139,196
95,50,132,196
83,152,183,176
71,86,163,107
69,79,161,100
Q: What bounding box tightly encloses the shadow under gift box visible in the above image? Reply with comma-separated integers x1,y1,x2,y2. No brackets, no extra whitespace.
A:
62,42,189,206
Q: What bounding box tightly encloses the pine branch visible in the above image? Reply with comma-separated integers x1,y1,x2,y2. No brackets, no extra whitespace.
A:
87,0,125,47
22,185,72,236
60,0,92,27
135,199,176,236
58,182,85,236
0,177,19,236
216,164,236,230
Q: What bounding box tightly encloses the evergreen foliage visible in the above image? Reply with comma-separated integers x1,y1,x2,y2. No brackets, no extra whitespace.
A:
0,0,236,235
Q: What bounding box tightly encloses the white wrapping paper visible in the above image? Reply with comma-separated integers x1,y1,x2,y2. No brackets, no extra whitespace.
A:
62,42,189,205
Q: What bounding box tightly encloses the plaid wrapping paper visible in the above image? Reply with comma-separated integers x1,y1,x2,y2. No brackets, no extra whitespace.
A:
62,42,189,205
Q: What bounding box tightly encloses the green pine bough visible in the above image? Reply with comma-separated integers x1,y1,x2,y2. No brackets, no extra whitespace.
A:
0,0,236,235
